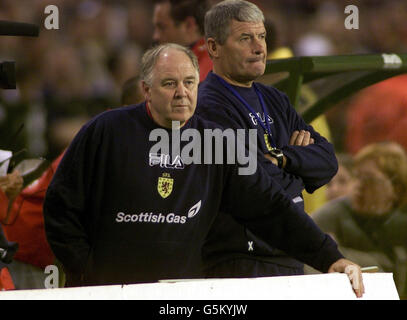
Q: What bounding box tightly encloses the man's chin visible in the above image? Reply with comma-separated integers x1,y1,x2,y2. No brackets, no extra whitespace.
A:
170,113,193,126
254,67,266,78
247,62,266,76
237,72,264,84
242,68,266,82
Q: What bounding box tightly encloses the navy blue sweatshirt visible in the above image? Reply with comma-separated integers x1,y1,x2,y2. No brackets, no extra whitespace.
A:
196,72,338,271
197,72,338,195
43,103,342,286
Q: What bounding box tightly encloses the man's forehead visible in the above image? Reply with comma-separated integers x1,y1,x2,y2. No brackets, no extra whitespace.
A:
154,50,197,78
157,49,191,65
229,20,265,35
154,2,172,21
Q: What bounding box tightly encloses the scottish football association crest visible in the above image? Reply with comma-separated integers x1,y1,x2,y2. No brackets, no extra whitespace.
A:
157,173,173,198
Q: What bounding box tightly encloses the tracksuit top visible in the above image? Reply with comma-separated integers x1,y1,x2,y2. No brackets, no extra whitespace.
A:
191,38,213,82
43,103,342,286
196,72,338,271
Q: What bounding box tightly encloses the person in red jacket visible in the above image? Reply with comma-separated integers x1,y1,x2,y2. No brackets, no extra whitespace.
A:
345,75,407,155
152,0,213,82
0,153,64,289
1,170,22,290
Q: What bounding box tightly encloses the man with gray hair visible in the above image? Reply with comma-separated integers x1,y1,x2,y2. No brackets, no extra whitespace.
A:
43,43,363,297
197,0,341,282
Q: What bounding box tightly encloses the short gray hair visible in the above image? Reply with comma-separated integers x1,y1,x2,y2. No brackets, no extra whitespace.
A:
205,0,264,45
140,43,200,86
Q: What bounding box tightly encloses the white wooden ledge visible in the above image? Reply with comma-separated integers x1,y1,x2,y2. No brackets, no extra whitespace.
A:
0,272,399,300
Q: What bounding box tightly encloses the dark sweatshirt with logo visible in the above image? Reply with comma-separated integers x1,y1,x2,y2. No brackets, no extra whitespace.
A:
196,72,338,272
43,103,342,286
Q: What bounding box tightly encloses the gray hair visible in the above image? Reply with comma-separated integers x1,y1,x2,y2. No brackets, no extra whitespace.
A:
140,43,200,86
205,0,264,45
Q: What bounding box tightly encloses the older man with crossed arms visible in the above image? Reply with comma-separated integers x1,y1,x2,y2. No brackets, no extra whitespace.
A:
196,0,341,283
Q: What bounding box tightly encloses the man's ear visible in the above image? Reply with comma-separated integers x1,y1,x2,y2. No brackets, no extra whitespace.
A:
141,80,151,102
206,37,220,58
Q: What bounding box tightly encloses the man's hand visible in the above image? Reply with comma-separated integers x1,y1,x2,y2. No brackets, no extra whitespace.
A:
264,152,287,168
328,258,365,298
0,170,24,200
289,130,314,146
264,130,315,167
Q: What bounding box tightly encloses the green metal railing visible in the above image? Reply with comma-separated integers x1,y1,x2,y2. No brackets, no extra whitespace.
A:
262,53,407,123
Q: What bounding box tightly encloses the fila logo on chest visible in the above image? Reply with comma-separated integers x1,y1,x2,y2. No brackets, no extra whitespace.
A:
149,153,185,169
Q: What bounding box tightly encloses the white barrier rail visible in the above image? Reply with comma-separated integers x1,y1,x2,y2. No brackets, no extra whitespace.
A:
0,272,399,300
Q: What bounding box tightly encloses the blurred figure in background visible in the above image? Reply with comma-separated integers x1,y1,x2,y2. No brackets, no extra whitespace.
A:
312,141,407,299
345,75,407,156
0,156,63,289
152,0,212,81
0,226,16,289
121,76,144,106
326,153,355,202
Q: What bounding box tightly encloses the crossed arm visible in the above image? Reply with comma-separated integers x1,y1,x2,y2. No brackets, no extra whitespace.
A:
265,129,315,167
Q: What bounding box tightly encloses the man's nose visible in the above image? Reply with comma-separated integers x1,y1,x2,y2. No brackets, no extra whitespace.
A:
252,38,265,55
174,83,187,97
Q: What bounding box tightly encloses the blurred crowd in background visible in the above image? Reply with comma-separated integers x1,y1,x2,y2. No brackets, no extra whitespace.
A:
1,0,407,298
1,0,406,162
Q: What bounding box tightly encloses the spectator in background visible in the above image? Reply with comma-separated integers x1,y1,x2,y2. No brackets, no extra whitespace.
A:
121,76,144,106
0,258,15,290
312,141,407,299
326,153,355,202
0,155,63,289
109,44,143,100
0,226,17,289
152,0,212,81
0,173,20,290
